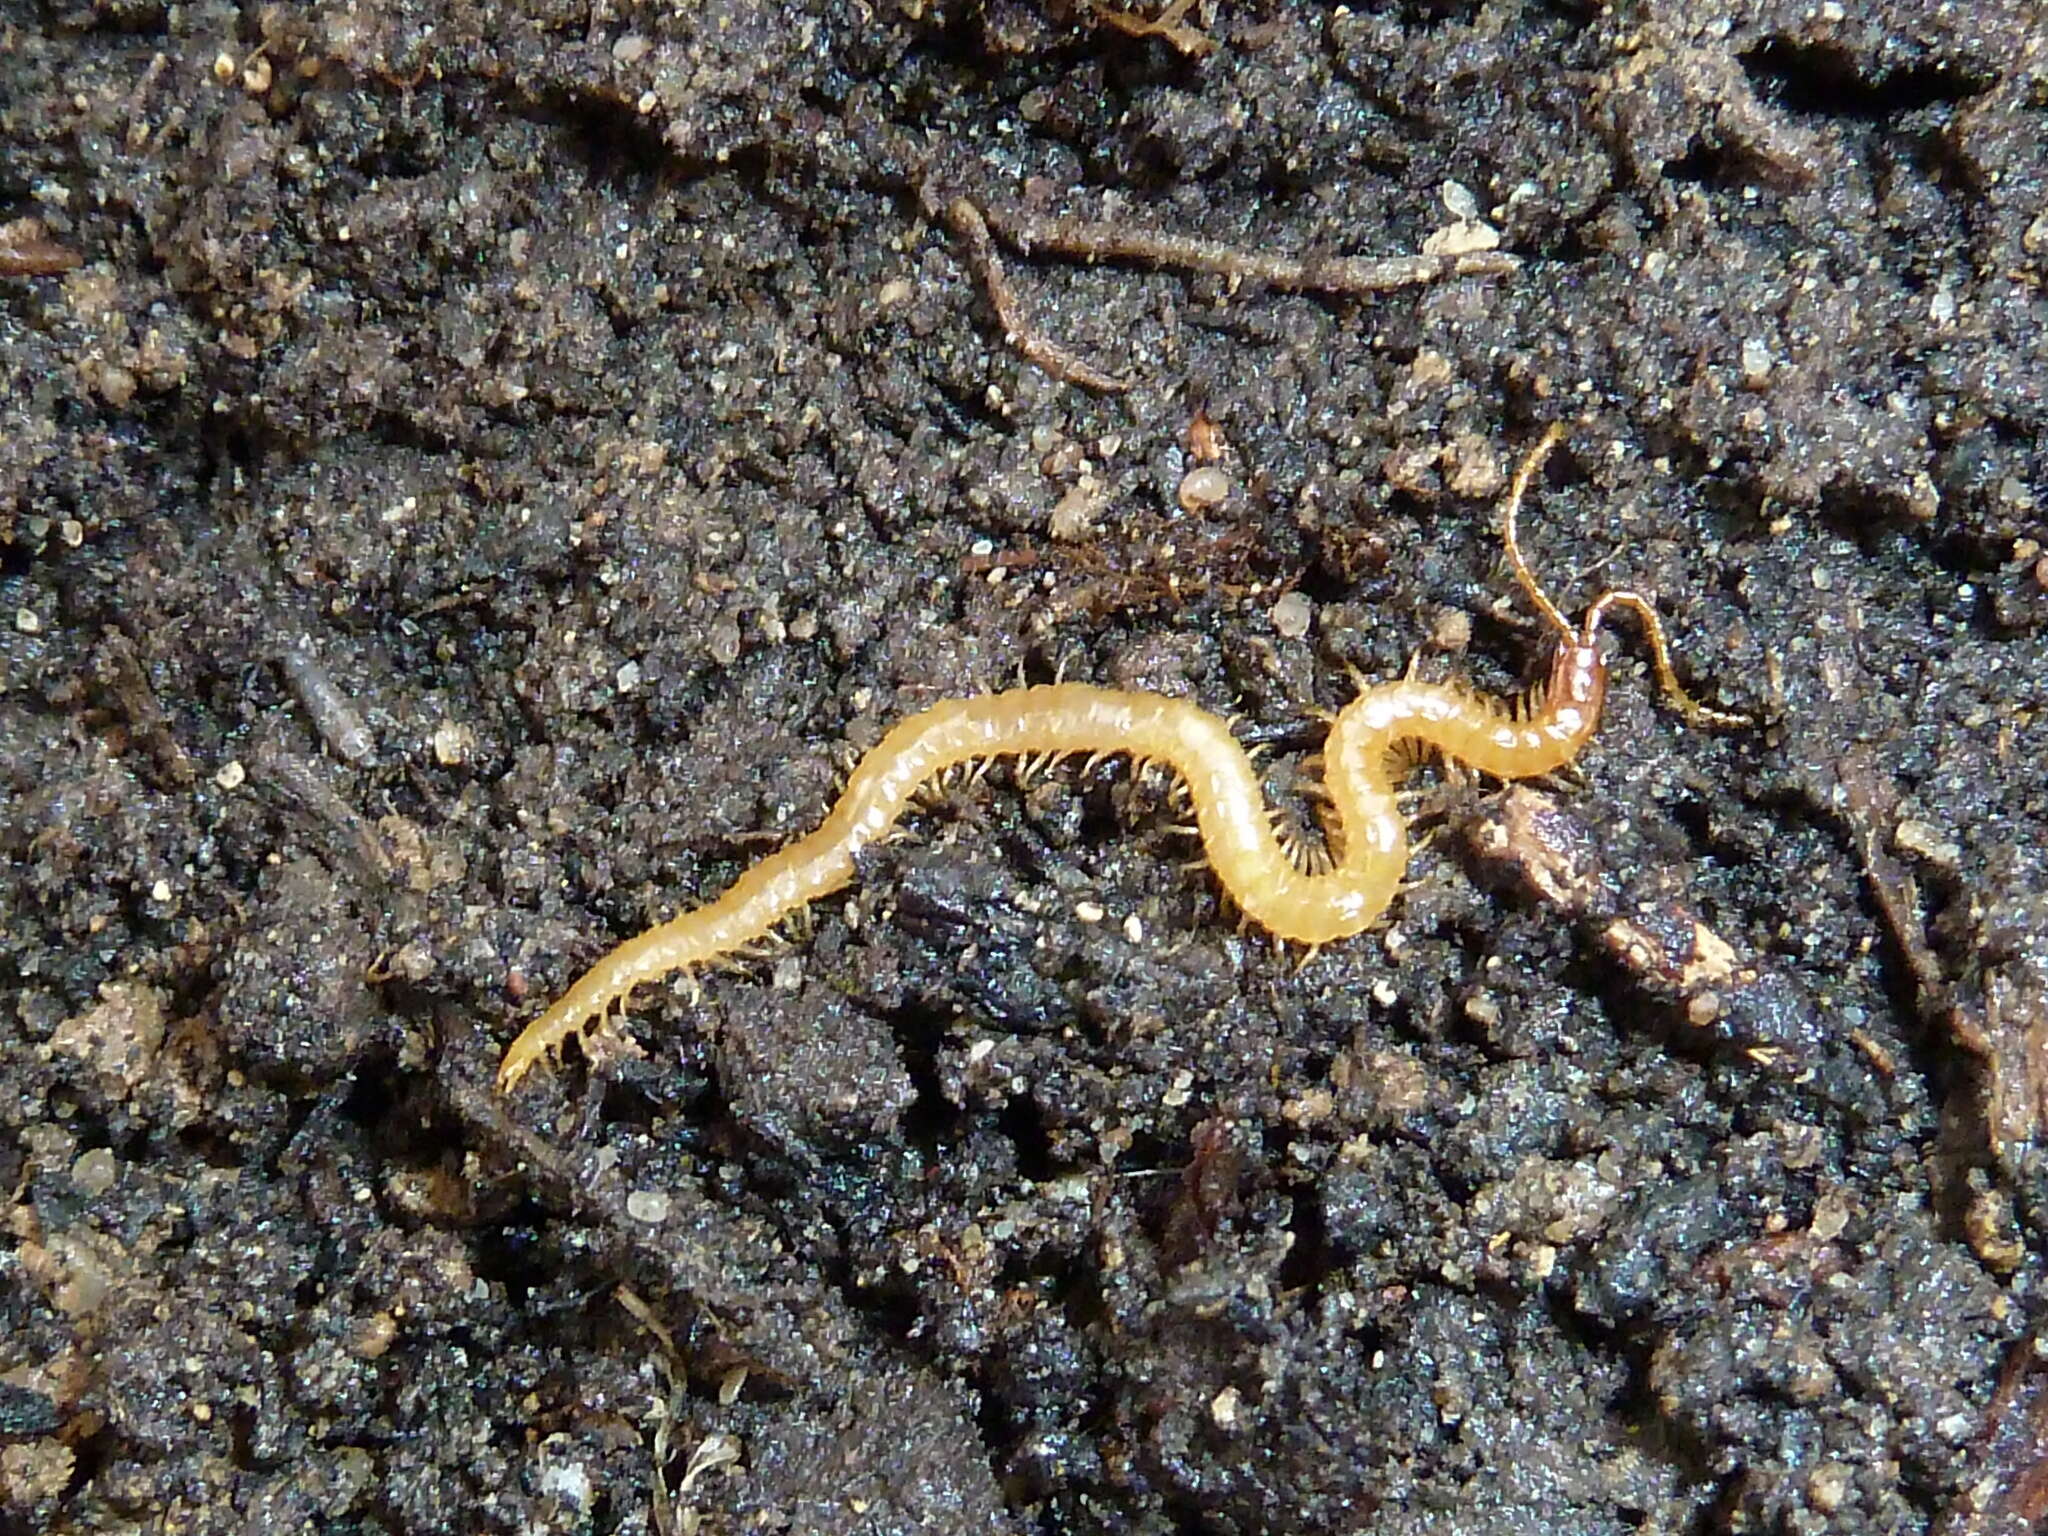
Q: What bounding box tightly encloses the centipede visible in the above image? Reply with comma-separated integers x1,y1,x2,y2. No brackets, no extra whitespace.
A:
496,426,1745,1090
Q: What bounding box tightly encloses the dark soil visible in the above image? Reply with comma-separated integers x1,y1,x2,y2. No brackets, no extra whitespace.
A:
5,1,2047,1531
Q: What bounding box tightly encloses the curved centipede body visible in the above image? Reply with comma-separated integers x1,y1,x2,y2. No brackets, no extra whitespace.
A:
496,428,1742,1091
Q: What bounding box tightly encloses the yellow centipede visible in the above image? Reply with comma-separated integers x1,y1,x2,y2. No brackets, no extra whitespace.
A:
497,427,1742,1090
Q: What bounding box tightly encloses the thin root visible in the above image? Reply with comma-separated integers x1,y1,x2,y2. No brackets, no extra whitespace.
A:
988,205,1521,296
943,198,1131,393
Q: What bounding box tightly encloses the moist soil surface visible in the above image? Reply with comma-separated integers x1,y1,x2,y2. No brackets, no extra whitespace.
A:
5,1,2048,1532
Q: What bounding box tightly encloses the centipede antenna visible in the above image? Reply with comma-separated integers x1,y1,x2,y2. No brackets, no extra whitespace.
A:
1507,427,1751,731
1501,423,1577,644
1583,589,1752,729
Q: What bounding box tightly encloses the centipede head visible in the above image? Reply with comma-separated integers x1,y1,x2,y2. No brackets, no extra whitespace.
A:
1501,426,1751,731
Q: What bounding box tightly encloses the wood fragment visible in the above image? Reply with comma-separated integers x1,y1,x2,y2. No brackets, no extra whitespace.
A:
1087,0,1217,57
1462,784,1815,1059
0,217,82,277
1828,746,2048,1172
1935,1325,2048,1536
94,631,195,786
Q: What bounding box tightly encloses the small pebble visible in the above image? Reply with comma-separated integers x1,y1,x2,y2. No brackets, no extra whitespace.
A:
71,1147,118,1196
1429,607,1474,653
349,1312,399,1359
1210,1385,1243,1430
1806,1462,1849,1515
1444,434,1504,499
1176,465,1231,511
431,720,475,767
625,1189,671,1224
1270,591,1313,639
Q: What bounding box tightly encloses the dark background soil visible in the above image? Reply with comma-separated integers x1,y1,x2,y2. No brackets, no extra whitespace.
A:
5,0,2048,1531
